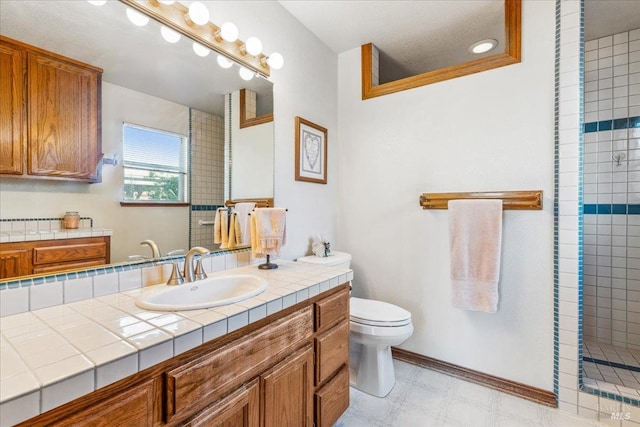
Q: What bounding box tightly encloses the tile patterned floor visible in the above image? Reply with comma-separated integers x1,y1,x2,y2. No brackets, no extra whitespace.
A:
583,340,640,400
336,360,608,427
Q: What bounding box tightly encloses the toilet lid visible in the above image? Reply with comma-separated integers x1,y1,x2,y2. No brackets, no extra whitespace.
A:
350,297,411,327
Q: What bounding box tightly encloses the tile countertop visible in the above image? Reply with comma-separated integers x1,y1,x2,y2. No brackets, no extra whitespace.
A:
0,260,353,424
0,228,113,243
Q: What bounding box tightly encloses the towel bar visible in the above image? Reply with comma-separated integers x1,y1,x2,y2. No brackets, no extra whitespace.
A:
225,198,274,208
419,190,542,210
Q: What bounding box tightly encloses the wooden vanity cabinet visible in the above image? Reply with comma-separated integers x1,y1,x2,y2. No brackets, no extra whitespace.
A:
0,36,102,183
0,237,111,279
18,284,351,427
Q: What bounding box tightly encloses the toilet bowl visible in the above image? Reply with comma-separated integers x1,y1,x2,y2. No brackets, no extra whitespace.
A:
296,251,414,397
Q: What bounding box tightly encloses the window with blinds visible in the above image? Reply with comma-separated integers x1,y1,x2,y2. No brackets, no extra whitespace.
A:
122,123,188,202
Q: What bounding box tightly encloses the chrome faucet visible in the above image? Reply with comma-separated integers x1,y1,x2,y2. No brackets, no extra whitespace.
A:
183,247,209,283
140,240,161,258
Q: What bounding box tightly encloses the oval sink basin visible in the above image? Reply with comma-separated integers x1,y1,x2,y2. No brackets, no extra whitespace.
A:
135,274,267,311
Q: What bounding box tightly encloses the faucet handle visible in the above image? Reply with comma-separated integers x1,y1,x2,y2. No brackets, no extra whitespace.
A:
194,259,207,281
167,262,185,286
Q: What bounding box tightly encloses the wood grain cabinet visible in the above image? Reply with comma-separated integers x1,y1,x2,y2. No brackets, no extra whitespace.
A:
0,36,102,183
0,237,111,279
19,284,351,427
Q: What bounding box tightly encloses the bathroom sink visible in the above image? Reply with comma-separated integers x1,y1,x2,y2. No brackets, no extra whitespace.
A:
135,274,267,311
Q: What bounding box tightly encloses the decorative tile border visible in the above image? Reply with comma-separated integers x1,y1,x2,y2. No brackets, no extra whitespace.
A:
583,117,640,133
0,248,251,293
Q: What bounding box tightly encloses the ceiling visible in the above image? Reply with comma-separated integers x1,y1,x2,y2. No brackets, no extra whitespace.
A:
584,1,640,41
279,0,504,83
279,0,640,83
0,0,272,116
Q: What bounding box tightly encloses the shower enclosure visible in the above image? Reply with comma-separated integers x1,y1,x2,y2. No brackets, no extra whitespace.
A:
581,2,640,400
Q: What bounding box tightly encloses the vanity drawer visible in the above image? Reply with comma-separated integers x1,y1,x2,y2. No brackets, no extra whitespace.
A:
315,365,349,427
33,239,107,265
165,306,313,423
315,286,349,332
315,320,349,386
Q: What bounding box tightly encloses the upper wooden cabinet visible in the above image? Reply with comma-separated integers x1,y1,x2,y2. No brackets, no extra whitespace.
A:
0,41,24,175
0,36,102,183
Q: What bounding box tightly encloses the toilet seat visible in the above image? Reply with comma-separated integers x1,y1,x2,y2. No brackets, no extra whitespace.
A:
350,297,412,327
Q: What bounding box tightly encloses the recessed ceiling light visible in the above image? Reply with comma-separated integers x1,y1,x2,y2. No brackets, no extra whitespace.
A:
469,39,498,54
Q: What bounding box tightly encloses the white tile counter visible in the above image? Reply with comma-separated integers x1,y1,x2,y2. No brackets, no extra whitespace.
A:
0,260,352,426
0,228,113,243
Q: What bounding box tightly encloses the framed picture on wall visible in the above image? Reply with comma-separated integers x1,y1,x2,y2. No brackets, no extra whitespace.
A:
295,116,327,184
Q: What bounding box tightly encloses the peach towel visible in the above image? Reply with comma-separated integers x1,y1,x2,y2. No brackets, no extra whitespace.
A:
250,208,287,258
214,207,228,249
448,199,502,313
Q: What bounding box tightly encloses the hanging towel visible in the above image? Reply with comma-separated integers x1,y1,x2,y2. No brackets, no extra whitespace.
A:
233,202,256,246
227,213,238,249
214,207,229,249
250,208,287,258
448,199,503,313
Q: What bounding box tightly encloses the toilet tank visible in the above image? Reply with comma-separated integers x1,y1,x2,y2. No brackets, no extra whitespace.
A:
296,251,352,269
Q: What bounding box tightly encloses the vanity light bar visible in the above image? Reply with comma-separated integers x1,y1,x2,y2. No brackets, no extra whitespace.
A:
118,0,271,77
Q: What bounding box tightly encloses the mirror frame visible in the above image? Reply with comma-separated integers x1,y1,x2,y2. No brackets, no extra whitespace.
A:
361,0,521,99
239,89,274,129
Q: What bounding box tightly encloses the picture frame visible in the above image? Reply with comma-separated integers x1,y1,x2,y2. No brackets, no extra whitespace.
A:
295,116,327,184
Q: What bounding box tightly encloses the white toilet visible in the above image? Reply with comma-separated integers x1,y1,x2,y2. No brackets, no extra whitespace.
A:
296,251,413,397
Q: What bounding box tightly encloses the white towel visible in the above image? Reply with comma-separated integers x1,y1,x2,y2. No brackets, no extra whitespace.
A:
233,202,255,246
448,199,502,313
250,208,286,258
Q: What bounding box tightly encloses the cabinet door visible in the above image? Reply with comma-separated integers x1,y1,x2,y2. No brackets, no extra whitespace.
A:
0,40,24,175
0,247,31,279
261,344,314,427
48,380,156,427
27,51,100,181
186,378,259,427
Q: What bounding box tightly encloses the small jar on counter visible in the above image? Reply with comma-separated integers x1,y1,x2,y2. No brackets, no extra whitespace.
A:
64,211,80,229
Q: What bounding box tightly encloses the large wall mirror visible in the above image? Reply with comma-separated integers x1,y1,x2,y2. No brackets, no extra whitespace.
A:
361,0,520,99
0,0,274,278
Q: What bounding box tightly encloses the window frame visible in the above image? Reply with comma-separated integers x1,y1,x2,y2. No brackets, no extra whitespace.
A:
120,122,189,206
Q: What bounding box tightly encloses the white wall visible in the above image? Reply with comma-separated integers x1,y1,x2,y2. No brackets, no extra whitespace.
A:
206,1,339,259
337,1,556,390
230,90,274,200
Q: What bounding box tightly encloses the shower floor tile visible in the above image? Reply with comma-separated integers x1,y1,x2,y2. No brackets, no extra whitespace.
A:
583,339,640,402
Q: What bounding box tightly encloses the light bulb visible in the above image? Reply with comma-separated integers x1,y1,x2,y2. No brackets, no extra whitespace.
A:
160,26,181,43
469,39,498,54
192,42,210,57
239,67,254,81
245,37,262,56
220,22,239,42
188,2,209,26
87,0,107,5
158,0,176,4
217,55,233,69
267,52,284,70
126,8,149,26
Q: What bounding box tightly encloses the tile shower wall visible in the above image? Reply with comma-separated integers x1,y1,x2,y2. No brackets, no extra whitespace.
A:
583,28,640,350
190,109,225,249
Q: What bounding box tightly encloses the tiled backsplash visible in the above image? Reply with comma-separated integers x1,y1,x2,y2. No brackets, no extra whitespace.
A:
0,248,252,318
583,27,640,350
0,217,100,244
